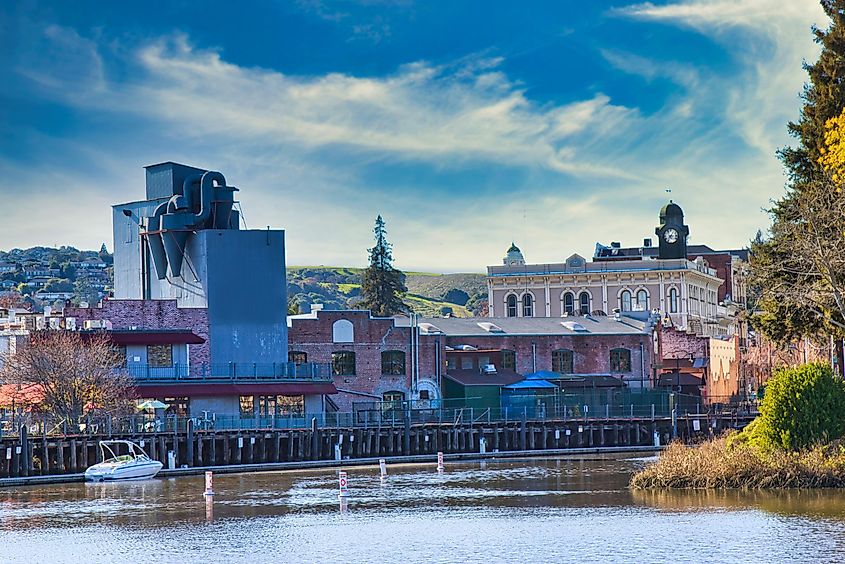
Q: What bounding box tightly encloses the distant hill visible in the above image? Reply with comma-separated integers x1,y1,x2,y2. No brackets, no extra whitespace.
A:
287,266,487,317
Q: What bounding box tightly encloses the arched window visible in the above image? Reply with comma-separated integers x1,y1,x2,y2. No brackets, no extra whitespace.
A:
522,293,534,317
288,351,308,365
382,391,405,414
668,287,679,314
578,292,590,315
610,348,632,372
552,349,574,374
332,319,354,343
506,294,518,317
620,290,632,312
331,351,356,375
381,350,406,375
636,289,649,311
563,292,575,315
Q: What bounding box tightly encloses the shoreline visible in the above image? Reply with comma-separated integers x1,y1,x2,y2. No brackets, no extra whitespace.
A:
0,445,661,487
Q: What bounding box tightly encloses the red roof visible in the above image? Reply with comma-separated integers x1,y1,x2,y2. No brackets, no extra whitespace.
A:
0,383,45,408
80,329,205,345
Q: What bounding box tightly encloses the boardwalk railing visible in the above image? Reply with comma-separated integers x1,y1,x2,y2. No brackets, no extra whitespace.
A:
122,362,333,383
0,391,756,438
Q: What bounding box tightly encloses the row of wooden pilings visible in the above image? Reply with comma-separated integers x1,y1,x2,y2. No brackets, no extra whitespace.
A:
0,415,748,479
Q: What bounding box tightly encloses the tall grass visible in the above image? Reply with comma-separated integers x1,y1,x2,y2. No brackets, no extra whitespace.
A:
631,436,845,489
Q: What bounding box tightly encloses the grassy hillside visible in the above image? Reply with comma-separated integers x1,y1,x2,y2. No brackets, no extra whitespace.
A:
287,266,486,317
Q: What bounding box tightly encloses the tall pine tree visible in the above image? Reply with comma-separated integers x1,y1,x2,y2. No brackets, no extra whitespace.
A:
751,1,845,350
360,215,407,317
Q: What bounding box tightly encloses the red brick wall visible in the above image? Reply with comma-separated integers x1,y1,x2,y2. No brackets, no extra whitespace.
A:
64,299,210,367
442,334,653,384
660,326,708,360
288,311,656,408
288,311,414,411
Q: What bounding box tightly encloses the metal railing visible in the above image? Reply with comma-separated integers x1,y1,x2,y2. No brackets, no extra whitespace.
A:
121,362,332,383
0,391,757,437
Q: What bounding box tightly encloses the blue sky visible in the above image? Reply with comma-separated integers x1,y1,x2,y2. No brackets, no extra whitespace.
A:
0,0,826,271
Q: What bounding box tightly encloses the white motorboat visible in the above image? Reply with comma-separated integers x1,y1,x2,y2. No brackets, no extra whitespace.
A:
85,440,163,482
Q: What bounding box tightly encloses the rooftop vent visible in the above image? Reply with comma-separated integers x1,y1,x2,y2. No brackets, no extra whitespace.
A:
561,321,588,332
454,344,478,351
477,322,504,333
643,238,652,248
611,242,621,248
418,322,443,334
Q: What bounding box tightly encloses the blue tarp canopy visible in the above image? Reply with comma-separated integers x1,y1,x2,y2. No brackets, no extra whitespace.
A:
523,370,563,380
503,378,557,390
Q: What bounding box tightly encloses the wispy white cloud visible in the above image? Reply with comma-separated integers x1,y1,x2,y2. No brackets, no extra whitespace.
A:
617,0,825,154
0,2,831,271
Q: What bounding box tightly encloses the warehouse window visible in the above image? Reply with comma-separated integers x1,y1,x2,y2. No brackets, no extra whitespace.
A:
381,351,406,375
610,348,632,372
332,351,356,376
552,349,574,374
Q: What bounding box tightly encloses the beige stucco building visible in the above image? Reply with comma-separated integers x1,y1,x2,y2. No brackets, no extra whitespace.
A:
487,202,744,338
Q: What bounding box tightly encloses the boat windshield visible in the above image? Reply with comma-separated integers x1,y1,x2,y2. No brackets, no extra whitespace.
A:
105,454,136,464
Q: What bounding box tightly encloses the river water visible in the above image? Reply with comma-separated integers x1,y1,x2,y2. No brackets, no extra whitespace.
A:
2,454,845,563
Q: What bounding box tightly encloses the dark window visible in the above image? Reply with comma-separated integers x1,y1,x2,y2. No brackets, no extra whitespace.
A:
332,351,356,376
164,397,189,417
239,395,254,418
278,395,304,416
552,349,574,374
620,291,632,312
381,350,406,375
522,294,533,317
147,344,172,367
636,289,649,311
610,348,632,372
288,351,308,364
113,345,127,367
501,350,516,371
579,292,590,315
418,390,430,400
506,294,518,317
563,292,575,315
382,391,405,414
259,395,277,417
668,288,679,313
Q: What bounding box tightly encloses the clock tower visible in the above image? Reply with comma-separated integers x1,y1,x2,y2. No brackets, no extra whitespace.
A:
655,200,689,259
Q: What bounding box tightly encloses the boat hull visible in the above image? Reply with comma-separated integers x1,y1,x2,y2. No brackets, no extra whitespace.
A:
85,460,163,482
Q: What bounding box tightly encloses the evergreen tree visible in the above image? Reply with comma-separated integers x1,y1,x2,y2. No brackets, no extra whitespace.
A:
360,215,407,316
751,1,845,346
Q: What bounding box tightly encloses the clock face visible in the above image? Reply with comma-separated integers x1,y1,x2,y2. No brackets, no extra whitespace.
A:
663,228,679,244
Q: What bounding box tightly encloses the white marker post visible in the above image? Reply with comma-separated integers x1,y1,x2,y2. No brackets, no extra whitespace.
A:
338,471,350,498
437,451,445,473
379,458,387,479
203,471,214,497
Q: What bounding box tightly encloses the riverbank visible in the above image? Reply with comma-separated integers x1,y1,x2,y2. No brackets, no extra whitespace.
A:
0,445,660,487
630,439,845,489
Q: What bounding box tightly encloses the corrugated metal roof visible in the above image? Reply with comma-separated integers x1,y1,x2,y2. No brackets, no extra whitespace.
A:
414,315,650,336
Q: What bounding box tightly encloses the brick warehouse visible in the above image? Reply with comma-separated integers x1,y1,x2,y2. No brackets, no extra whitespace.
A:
288,306,658,411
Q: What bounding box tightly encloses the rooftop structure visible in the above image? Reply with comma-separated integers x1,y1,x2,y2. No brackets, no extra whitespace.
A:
487,201,746,337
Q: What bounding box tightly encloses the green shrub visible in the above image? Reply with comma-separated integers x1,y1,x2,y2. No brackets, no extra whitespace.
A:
742,362,845,451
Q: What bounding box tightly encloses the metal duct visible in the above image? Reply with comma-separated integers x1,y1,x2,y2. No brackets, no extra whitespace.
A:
142,170,238,279
147,202,169,280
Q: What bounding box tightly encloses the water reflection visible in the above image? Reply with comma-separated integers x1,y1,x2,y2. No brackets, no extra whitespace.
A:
1,455,845,563
634,488,845,519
